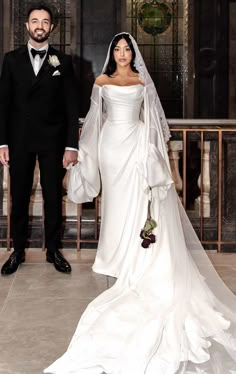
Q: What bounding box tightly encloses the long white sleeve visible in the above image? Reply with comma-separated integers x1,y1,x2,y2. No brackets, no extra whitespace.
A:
67,85,102,203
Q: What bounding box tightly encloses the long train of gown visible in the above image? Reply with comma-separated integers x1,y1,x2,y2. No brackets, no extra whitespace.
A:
44,85,236,373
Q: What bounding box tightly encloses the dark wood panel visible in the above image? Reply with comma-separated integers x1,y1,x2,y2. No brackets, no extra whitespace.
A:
0,0,3,65
194,0,229,118
75,0,123,116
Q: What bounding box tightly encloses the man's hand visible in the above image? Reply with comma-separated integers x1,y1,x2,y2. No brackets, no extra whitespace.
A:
62,150,78,169
0,147,9,167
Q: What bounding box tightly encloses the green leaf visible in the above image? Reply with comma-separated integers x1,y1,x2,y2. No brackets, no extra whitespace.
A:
142,217,157,237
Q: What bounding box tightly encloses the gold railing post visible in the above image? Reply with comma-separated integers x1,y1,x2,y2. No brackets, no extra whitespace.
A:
200,131,204,242
77,203,82,251
182,130,187,209
218,131,223,253
7,170,11,251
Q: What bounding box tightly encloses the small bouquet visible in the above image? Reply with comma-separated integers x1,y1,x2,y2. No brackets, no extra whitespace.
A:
140,198,157,248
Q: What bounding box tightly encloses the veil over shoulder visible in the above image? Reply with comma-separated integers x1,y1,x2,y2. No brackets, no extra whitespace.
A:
46,33,236,374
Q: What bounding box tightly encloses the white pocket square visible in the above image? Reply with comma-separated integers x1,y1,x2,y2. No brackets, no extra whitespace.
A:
52,70,61,76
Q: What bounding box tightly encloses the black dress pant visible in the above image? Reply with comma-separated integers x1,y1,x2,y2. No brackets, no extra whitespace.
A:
9,150,66,253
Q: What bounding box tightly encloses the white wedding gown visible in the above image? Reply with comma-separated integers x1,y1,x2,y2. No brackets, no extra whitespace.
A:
44,85,236,374
92,84,172,278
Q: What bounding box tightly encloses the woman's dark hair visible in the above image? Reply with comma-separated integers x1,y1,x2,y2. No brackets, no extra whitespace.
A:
27,2,59,28
103,33,138,77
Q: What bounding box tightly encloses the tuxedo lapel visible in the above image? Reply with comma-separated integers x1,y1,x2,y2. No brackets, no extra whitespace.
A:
18,46,36,82
30,46,58,92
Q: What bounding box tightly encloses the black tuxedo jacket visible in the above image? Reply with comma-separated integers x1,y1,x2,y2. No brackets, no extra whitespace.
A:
0,45,79,152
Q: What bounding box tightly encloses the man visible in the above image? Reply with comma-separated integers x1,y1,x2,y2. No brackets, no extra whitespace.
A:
0,2,79,275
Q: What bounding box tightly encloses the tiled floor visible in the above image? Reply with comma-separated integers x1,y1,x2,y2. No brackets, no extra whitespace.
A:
0,248,235,374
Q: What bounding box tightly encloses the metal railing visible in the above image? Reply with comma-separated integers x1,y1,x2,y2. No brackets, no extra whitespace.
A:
76,119,236,252
168,119,236,252
2,120,236,252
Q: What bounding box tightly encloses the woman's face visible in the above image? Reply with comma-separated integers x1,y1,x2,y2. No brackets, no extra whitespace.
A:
113,38,133,68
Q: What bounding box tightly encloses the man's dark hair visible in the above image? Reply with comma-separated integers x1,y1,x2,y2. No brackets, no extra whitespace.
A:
27,2,54,23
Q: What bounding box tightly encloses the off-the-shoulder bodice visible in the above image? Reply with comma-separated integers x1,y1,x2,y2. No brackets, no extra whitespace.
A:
101,84,144,123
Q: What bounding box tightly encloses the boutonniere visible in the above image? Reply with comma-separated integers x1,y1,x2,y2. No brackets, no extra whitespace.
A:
48,55,60,68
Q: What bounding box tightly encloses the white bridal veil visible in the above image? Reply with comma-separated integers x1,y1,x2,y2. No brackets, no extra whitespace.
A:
100,31,236,313
65,33,236,373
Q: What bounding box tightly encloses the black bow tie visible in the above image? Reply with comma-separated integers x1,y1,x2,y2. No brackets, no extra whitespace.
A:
31,48,47,59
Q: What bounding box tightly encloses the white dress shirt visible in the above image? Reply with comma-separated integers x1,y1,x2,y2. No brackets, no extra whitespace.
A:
28,42,48,75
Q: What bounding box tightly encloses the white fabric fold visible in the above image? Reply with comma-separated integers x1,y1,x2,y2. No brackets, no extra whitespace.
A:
67,85,102,203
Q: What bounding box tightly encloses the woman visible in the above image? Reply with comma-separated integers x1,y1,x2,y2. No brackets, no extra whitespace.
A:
44,33,236,373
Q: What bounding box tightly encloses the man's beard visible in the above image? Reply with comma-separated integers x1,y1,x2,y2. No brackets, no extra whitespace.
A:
28,29,51,43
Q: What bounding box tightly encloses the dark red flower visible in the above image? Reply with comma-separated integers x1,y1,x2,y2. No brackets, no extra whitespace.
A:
141,238,151,248
148,234,156,243
140,230,146,239
140,201,157,248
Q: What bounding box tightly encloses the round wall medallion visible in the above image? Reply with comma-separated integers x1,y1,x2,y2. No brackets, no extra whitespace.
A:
138,1,172,36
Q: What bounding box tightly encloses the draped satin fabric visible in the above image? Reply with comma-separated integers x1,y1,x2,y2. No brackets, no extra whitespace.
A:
45,84,236,374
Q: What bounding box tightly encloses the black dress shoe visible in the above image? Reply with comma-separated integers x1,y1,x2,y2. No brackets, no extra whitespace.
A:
1,251,25,275
46,250,71,273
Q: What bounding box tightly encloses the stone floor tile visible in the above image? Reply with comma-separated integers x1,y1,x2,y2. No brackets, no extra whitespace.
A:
207,251,236,266
0,249,235,374
214,265,236,294
0,297,90,374
2,263,107,300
